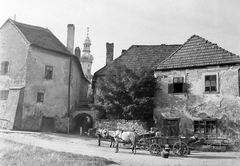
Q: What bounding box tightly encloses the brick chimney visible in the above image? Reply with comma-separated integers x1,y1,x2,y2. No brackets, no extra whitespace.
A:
75,47,81,59
106,42,114,65
67,24,75,54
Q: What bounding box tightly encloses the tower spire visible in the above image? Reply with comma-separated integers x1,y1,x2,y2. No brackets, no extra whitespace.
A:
87,27,89,37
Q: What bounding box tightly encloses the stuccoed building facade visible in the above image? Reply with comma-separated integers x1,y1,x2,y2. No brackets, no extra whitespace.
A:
154,35,240,140
0,19,89,133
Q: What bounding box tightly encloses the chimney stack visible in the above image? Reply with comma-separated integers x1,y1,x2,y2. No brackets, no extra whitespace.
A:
106,42,114,65
67,24,75,54
121,49,126,55
75,47,81,59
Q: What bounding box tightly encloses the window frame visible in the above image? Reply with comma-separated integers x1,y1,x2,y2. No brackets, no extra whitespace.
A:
45,65,53,80
203,73,219,94
194,119,217,135
37,92,44,102
1,61,10,75
0,90,9,100
168,76,188,94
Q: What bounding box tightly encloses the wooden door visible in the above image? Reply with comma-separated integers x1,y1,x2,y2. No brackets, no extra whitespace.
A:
41,117,54,132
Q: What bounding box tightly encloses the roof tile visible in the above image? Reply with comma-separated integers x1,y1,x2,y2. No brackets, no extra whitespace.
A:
157,35,240,70
95,45,181,76
11,19,71,55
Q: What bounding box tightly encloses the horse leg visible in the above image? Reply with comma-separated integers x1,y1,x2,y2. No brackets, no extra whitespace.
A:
110,140,112,147
111,137,115,148
131,138,137,154
134,142,136,154
115,139,119,153
97,135,101,146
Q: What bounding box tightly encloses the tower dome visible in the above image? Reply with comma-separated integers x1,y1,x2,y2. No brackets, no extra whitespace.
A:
80,27,93,82
81,27,93,62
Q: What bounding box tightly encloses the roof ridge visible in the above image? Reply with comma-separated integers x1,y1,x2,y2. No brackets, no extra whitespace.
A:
131,44,181,46
10,19,50,32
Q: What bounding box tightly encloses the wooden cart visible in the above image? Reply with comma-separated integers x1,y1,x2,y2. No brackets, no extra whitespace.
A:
143,136,190,156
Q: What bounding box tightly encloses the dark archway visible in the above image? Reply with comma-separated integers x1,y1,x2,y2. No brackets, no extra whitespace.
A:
73,113,93,135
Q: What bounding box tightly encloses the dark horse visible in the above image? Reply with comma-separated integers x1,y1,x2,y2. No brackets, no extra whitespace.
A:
114,130,138,154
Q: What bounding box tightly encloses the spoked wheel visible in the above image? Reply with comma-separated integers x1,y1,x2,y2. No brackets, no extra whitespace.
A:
149,143,162,156
138,138,151,150
173,142,189,156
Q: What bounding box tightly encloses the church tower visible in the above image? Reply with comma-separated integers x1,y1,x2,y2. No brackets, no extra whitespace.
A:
80,28,93,81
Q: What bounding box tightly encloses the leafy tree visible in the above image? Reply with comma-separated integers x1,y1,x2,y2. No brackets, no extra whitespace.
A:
94,64,157,121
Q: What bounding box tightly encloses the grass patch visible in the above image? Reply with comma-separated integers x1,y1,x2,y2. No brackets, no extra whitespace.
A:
0,139,117,166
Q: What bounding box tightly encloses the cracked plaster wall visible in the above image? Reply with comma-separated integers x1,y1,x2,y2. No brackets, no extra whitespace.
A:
154,66,240,140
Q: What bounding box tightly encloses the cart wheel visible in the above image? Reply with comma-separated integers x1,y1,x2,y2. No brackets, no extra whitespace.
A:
173,142,189,156
138,138,151,150
149,143,162,156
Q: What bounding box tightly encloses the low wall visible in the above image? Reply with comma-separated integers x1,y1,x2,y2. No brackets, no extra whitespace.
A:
95,119,148,135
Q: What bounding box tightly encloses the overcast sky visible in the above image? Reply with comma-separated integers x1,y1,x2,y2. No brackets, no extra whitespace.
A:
1,0,240,73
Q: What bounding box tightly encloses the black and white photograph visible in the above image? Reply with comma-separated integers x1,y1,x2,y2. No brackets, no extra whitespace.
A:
0,0,239,165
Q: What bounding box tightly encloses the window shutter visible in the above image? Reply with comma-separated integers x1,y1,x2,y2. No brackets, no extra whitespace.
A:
182,83,188,93
168,84,174,93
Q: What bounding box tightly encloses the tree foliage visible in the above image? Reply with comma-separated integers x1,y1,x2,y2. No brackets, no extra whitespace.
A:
94,64,157,120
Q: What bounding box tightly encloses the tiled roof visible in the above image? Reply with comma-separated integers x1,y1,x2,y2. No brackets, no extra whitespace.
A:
95,44,181,76
11,19,71,55
156,35,240,70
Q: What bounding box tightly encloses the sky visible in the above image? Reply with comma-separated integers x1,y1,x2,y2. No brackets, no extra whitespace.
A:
1,0,240,73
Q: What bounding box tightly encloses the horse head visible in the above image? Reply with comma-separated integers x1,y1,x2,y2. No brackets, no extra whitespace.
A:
98,128,109,138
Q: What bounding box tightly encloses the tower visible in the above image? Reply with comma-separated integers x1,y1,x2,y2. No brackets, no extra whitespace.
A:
80,27,93,81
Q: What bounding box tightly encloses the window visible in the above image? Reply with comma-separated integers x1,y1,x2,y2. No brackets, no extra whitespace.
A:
45,65,53,79
194,120,217,135
1,61,9,74
37,92,44,102
205,75,217,92
0,90,9,100
168,77,188,93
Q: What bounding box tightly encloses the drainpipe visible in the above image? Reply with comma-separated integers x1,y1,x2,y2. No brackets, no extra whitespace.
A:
67,24,74,134
68,55,73,134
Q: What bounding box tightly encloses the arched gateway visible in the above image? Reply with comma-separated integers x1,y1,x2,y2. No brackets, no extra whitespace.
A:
72,110,95,135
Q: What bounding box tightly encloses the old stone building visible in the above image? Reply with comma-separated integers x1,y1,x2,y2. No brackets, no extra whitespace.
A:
93,43,181,128
0,19,90,133
154,35,240,139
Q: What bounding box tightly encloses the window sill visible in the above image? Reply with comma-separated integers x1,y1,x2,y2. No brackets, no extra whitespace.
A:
169,92,188,95
203,92,220,94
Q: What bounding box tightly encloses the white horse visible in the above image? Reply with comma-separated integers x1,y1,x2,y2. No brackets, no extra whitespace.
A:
114,130,138,154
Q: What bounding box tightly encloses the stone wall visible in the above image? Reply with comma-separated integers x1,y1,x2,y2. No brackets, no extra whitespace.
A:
95,119,148,135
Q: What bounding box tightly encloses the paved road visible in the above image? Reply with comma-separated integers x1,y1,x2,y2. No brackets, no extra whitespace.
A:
0,131,239,166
